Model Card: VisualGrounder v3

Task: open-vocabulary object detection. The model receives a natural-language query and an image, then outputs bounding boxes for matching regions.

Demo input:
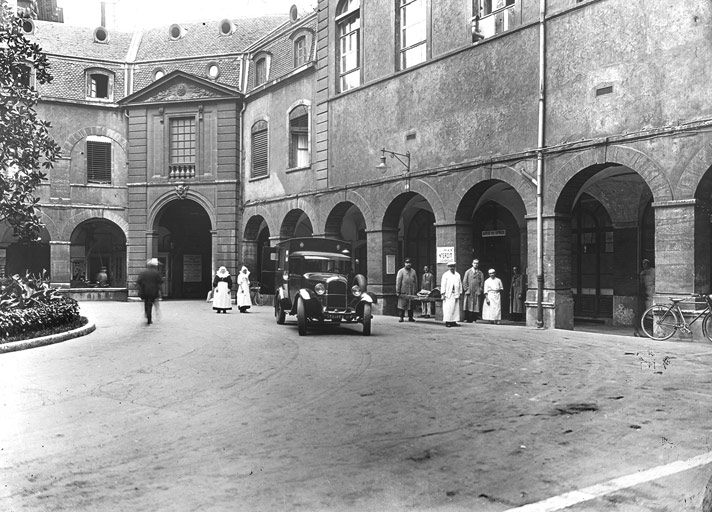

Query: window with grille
[251,120,269,178]
[336,0,360,92]
[289,105,309,168]
[398,0,427,70]
[87,138,112,184]
[294,36,308,67]
[170,117,196,164]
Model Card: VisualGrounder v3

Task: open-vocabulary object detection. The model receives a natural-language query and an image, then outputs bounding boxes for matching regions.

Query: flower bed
[0,272,82,344]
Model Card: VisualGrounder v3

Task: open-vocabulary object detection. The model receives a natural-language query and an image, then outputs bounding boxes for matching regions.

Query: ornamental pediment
[145,81,221,102]
[118,70,242,106]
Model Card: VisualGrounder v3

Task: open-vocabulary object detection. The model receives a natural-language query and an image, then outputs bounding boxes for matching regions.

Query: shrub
[0,271,80,340]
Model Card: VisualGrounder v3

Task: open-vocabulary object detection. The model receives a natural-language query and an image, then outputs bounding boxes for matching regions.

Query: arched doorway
[325,202,368,275]
[456,180,527,319]
[555,164,654,327]
[280,209,313,239]
[0,226,51,280]
[70,220,126,287]
[382,192,435,315]
[155,200,212,299]
[243,215,271,294]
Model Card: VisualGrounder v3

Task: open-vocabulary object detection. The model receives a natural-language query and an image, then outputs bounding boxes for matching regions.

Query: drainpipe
[536,0,546,328]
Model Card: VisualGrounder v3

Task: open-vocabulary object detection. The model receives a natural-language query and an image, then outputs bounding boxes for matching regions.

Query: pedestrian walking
[236,265,252,313]
[463,258,484,323]
[441,261,463,327]
[212,266,233,314]
[136,258,163,325]
[420,265,434,318]
[634,259,656,336]
[396,257,418,322]
[482,268,504,324]
[510,266,526,322]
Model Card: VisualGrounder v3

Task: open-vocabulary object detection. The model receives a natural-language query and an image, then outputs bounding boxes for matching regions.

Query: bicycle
[641,294,712,341]
[250,281,264,306]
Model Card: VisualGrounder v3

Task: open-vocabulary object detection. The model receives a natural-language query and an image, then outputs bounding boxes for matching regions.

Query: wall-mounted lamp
[376,147,411,173]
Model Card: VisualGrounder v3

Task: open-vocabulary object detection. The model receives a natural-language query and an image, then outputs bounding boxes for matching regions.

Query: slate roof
[134,16,290,62]
[28,20,135,61]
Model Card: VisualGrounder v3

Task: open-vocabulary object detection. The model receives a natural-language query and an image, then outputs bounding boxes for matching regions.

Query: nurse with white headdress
[212,266,233,313]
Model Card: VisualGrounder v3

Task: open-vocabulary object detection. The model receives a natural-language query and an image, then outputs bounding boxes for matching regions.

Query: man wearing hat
[441,261,463,327]
[396,257,418,322]
[136,258,163,325]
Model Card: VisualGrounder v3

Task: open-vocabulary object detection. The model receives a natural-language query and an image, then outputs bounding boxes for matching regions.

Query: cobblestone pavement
[2,300,712,511]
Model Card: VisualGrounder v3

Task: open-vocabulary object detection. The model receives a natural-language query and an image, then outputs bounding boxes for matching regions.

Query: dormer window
[93,26,109,43]
[85,68,114,101]
[21,18,34,34]
[294,36,308,67]
[219,19,235,36]
[169,24,185,40]
[255,59,266,86]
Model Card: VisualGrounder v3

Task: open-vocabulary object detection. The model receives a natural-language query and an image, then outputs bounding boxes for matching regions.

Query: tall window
[398,0,427,70]
[289,105,309,168]
[294,36,309,67]
[336,0,360,92]
[251,120,269,178]
[255,58,267,86]
[170,117,196,165]
[86,136,112,184]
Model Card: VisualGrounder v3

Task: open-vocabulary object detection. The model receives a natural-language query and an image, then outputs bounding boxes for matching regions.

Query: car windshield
[301,256,351,274]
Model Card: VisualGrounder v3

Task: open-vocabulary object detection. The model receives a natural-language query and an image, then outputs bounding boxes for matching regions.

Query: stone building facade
[4,0,712,334]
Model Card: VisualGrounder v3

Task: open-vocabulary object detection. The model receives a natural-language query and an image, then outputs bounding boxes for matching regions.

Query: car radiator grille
[324,281,347,309]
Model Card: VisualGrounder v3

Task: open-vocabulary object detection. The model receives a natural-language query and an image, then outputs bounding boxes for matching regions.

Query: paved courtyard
[2,300,712,511]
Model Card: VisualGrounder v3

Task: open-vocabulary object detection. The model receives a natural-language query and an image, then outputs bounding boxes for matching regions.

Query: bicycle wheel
[701,313,712,343]
[641,305,678,340]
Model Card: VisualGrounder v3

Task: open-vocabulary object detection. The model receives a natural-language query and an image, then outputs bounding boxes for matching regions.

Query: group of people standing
[211,265,253,314]
[396,258,527,328]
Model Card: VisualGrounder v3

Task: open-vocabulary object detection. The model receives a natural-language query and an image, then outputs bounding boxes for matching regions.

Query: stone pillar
[525,213,574,330]
[653,200,695,297]
[367,228,397,315]
[210,229,218,277]
[612,222,638,327]
[50,241,71,288]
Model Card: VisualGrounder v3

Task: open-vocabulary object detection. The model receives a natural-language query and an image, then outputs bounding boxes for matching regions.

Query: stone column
[367,228,397,315]
[50,241,71,288]
[653,200,696,296]
[526,213,574,330]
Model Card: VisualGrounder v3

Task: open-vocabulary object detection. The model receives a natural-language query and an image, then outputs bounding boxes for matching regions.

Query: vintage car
[272,238,375,336]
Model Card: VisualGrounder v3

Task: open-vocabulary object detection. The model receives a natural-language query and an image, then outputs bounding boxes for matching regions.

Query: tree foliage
[0,1,60,241]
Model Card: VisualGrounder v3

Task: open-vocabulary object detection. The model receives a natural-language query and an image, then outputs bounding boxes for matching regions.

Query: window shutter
[252,122,269,178]
[87,141,112,184]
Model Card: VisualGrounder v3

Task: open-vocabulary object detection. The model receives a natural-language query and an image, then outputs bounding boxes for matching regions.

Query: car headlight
[315,283,326,295]
[351,284,362,297]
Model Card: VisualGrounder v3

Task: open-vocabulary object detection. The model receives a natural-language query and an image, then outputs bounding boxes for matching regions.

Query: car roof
[290,251,351,260]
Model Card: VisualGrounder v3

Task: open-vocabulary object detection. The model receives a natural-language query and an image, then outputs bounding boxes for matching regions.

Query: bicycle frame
[642,294,712,341]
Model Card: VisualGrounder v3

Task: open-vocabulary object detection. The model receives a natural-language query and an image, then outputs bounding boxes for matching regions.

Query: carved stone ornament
[147,81,221,102]
[175,184,190,199]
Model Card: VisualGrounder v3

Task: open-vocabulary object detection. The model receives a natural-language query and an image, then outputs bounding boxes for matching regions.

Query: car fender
[361,292,376,304]
[298,288,317,301]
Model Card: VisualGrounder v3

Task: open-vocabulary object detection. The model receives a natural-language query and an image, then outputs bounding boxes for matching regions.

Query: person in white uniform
[482,268,504,324]
[441,261,463,328]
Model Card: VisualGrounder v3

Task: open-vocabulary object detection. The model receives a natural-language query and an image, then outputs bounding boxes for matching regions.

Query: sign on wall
[437,246,454,264]
[386,255,396,275]
[482,230,506,237]
[183,254,202,282]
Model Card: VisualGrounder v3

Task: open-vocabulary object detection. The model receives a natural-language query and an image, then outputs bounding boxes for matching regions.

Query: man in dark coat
[396,257,418,322]
[137,258,163,325]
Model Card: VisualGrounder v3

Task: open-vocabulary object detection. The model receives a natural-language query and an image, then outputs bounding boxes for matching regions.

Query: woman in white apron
[212,266,233,313]
[236,266,252,313]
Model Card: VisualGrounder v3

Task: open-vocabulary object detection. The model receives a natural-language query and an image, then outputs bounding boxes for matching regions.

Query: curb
[0,321,97,354]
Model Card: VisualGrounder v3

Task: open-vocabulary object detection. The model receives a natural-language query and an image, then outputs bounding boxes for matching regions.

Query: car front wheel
[362,303,372,336]
[275,297,286,324]
[297,297,307,336]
